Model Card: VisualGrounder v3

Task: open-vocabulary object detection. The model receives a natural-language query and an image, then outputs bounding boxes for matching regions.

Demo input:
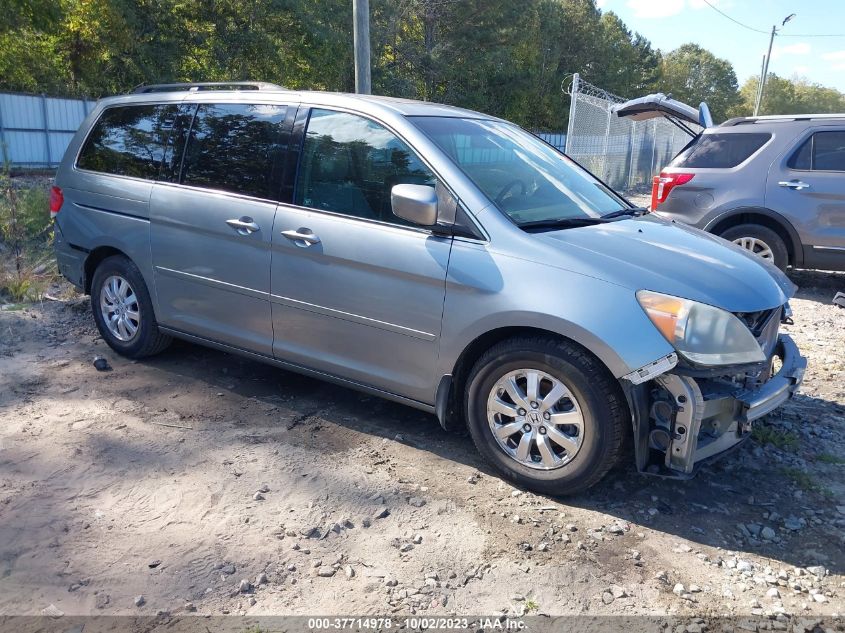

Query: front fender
[438,242,674,381]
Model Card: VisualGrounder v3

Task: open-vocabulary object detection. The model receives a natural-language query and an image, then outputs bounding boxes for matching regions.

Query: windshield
[410,116,628,226]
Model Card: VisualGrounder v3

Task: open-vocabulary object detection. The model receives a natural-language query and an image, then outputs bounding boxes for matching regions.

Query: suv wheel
[91,255,172,358]
[465,336,627,496]
[720,224,788,270]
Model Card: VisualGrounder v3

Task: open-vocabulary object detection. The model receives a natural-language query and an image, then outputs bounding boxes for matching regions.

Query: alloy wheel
[732,236,774,260]
[99,275,141,342]
[486,369,585,470]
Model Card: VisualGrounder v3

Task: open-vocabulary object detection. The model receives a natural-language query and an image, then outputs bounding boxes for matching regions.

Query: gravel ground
[0,268,843,629]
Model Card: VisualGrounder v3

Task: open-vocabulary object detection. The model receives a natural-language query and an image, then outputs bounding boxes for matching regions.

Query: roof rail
[721,113,845,126]
[132,81,285,94]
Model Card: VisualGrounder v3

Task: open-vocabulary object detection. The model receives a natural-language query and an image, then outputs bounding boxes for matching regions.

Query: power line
[699,0,769,34]
[780,32,845,38]
[700,0,845,38]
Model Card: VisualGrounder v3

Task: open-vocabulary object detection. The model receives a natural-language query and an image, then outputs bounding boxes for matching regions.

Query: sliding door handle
[778,180,811,191]
[226,217,260,235]
[281,228,321,246]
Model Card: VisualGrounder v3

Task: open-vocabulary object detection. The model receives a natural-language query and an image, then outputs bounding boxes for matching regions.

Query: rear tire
[720,224,789,270]
[90,255,171,358]
[464,336,628,496]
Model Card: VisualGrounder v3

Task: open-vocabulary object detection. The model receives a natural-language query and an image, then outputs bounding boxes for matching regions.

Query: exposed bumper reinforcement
[737,335,806,423]
[632,334,805,479]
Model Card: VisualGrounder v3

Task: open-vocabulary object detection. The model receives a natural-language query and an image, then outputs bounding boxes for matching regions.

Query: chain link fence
[564,74,700,196]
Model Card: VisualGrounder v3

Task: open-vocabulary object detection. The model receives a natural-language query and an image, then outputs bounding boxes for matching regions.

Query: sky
[598,0,845,92]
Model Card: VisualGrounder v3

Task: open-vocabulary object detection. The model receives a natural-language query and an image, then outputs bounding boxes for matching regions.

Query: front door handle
[226,217,260,235]
[281,228,321,246]
[778,180,811,190]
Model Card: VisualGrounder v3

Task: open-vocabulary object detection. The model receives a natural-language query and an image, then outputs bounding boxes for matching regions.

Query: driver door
[269,108,453,403]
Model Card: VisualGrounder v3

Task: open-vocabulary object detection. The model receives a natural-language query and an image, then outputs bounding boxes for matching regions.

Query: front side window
[76,104,177,179]
[789,131,845,171]
[410,116,626,226]
[295,109,434,224]
[180,103,288,199]
[669,132,771,169]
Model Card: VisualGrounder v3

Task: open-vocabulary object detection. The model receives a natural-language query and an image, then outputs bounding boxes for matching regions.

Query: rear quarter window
[669,132,771,169]
[76,104,177,179]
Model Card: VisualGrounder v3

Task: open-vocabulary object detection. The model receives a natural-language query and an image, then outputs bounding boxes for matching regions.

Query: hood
[534,215,794,313]
[612,93,713,129]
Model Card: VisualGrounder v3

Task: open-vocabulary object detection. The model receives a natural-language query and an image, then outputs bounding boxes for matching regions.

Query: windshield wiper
[518,217,612,232]
[603,206,649,219]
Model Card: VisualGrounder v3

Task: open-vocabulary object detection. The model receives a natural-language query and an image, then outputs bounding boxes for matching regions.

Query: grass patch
[752,424,800,451]
[781,467,833,497]
[524,598,539,613]
[816,453,845,465]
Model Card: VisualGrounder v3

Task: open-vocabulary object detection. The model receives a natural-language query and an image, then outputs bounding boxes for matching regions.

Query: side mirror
[391,184,438,227]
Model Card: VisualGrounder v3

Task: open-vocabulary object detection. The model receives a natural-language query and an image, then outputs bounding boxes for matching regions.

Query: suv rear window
[669,132,771,169]
[76,105,177,179]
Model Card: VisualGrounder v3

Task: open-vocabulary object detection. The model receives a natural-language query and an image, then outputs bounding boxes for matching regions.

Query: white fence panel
[0,92,96,168]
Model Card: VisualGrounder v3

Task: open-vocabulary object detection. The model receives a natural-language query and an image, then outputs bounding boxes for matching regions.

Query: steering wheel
[495,179,527,205]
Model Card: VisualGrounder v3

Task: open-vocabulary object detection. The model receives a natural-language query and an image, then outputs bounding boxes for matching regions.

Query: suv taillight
[650,172,694,209]
[49,186,63,218]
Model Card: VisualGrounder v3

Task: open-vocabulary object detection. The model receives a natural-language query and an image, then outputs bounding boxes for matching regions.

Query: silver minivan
[53,82,806,495]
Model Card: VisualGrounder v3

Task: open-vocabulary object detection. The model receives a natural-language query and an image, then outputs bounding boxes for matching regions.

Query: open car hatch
[613,93,712,135]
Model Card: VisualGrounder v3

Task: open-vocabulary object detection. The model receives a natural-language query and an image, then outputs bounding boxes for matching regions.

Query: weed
[1,274,31,302]
[752,424,800,451]
[0,159,55,303]
[524,598,539,613]
[0,262,53,303]
[780,467,832,497]
[816,453,845,465]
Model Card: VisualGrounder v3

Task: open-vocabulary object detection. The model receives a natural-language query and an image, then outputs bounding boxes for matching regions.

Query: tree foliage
[2,0,842,130]
[737,74,845,117]
[658,43,741,122]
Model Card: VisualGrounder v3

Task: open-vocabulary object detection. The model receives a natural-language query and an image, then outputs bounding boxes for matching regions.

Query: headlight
[636,290,766,366]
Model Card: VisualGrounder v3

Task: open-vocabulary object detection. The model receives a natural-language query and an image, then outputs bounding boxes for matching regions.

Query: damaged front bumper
[625,334,806,478]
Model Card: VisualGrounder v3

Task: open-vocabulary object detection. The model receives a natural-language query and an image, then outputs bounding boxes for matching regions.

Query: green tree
[659,43,741,123]
[737,73,845,116]
[595,12,661,97]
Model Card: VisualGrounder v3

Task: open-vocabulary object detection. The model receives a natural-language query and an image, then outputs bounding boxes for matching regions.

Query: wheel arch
[84,246,130,294]
[704,207,803,267]
[437,325,629,432]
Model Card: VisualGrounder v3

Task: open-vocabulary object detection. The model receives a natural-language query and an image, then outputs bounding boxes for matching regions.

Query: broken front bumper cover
[627,334,806,479]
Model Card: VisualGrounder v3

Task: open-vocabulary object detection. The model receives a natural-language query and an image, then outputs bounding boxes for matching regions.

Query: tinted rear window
[76,105,177,179]
[670,132,771,169]
[180,103,288,200]
[789,131,845,171]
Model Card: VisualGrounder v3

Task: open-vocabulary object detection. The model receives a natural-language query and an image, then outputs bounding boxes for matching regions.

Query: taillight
[49,186,63,218]
[650,172,694,209]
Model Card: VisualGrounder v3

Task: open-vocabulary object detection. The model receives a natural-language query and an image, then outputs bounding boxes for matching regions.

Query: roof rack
[722,113,845,126]
[132,81,285,94]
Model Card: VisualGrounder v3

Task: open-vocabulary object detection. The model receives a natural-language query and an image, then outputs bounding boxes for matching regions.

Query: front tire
[720,224,789,270]
[464,336,628,496]
[90,255,171,358]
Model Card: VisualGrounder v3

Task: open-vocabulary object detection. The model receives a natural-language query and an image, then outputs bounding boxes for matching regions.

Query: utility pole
[353,0,371,94]
[753,54,766,115]
[754,13,796,116]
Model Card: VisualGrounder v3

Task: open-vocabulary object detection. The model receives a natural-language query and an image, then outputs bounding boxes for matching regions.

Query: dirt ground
[1,268,844,627]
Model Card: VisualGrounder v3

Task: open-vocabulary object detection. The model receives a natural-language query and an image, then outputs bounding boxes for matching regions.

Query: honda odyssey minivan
[53,82,806,495]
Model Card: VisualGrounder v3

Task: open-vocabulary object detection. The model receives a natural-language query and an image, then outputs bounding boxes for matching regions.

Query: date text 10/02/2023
[306,617,527,631]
